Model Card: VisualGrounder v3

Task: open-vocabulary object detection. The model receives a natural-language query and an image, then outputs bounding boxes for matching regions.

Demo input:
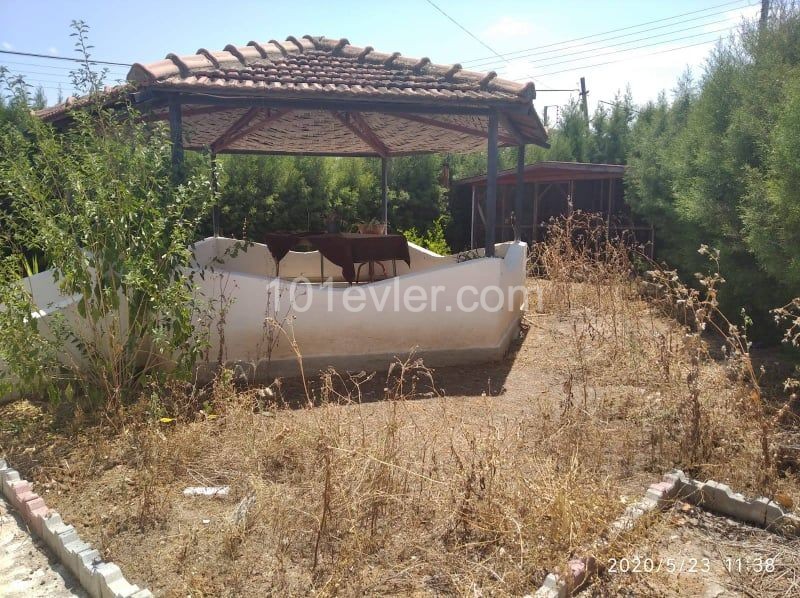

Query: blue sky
[1,0,760,115]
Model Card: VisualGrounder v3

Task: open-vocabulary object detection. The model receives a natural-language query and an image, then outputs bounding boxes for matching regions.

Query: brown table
[265,232,410,283]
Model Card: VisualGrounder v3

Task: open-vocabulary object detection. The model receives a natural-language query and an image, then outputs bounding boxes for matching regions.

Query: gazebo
[34,35,550,377]
[41,35,548,255]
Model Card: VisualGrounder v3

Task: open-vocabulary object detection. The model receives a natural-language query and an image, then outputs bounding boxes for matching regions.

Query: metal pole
[485,110,498,257]
[470,184,476,249]
[210,151,220,237]
[168,94,184,185]
[381,157,389,233]
[514,144,525,242]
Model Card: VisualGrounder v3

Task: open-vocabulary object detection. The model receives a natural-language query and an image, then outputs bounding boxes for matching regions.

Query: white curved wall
[3,237,528,387]
[193,237,527,380]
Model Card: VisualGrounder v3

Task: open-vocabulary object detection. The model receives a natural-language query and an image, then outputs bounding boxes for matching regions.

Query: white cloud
[483,16,533,40]
[48,46,59,55]
[1,41,12,50]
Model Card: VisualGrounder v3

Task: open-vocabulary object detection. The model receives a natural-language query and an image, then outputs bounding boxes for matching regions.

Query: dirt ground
[1,279,799,596]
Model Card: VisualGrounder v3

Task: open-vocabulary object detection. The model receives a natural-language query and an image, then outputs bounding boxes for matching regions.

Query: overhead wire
[462,0,752,65]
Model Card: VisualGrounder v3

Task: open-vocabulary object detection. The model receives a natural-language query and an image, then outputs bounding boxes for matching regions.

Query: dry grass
[1,213,799,596]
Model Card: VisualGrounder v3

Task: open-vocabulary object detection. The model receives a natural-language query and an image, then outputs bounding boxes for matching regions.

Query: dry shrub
[531,211,792,495]
[108,361,627,596]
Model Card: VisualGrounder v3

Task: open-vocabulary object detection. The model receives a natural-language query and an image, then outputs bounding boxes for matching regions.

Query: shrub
[0,102,214,409]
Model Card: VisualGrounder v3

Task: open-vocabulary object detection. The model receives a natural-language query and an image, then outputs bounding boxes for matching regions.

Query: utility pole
[579,77,589,122]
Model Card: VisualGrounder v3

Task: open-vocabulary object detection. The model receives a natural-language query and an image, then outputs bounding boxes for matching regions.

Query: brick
[566,556,598,593]
[7,480,32,509]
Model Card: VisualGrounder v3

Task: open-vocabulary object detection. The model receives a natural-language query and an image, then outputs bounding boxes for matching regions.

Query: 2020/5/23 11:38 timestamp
[608,556,778,574]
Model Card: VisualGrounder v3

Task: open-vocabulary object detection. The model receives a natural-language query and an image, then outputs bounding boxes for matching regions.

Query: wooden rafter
[211,108,290,152]
[330,111,390,157]
[499,113,525,145]
[392,113,518,145]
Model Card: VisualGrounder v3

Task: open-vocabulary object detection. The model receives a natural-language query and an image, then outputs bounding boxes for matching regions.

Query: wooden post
[210,151,220,237]
[607,177,615,236]
[168,94,185,185]
[381,157,389,232]
[485,111,498,257]
[514,144,525,242]
[532,182,540,242]
[470,184,476,249]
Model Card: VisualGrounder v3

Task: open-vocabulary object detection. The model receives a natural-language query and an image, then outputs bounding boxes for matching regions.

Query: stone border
[0,458,152,598]
[533,470,800,597]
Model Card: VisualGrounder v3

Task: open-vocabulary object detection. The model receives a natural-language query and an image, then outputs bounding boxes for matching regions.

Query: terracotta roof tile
[121,35,536,104]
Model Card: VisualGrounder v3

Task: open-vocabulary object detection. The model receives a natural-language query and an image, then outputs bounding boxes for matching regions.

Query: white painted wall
[2,237,528,387]
[193,237,527,379]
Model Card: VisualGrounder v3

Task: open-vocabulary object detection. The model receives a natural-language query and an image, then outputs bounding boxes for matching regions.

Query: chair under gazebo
[37,35,549,378]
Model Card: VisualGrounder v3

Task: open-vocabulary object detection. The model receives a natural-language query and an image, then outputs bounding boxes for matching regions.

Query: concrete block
[93,561,125,598]
[1,470,21,496]
[0,458,7,470]
[130,590,154,598]
[62,538,92,577]
[103,578,141,598]
[41,513,71,553]
[53,526,80,563]
[75,548,102,596]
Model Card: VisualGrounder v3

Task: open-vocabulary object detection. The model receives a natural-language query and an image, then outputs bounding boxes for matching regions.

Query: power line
[528,37,726,79]
[477,12,744,73]
[0,49,132,67]
[0,59,128,74]
[462,0,751,65]
[422,0,557,89]
[509,25,734,73]
[0,65,125,80]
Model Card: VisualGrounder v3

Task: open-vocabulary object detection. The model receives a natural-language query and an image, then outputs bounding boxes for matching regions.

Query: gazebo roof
[38,35,548,156]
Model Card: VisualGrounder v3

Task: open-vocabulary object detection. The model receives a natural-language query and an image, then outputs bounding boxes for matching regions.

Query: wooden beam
[391,112,518,145]
[210,108,290,152]
[485,110,498,257]
[143,105,236,123]
[221,109,290,150]
[168,95,184,184]
[500,113,525,145]
[331,111,390,157]
[211,107,286,152]
[146,91,519,116]
[351,112,391,158]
